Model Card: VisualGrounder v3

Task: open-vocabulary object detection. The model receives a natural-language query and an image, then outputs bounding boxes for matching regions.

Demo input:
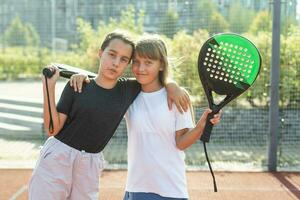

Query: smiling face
[131,37,169,92]
[99,38,133,81]
[132,53,163,88]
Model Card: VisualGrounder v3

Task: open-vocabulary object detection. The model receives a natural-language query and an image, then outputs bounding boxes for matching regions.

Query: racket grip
[42,68,78,79]
[42,68,55,78]
[200,112,215,142]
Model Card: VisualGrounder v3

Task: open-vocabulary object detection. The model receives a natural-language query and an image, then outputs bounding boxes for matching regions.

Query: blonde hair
[135,36,169,86]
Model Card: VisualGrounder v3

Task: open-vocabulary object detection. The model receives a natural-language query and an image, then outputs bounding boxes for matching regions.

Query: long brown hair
[135,36,169,86]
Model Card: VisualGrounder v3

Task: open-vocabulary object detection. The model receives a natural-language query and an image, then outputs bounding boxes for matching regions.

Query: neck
[95,74,118,89]
[141,80,163,93]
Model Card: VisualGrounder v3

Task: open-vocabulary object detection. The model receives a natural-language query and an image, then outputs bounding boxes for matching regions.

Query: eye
[132,60,139,66]
[121,58,129,63]
[145,61,152,65]
[109,52,116,57]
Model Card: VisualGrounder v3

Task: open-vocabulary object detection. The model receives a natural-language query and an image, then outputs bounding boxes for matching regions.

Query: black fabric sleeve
[56,81,75,115]
[125,78,141,101]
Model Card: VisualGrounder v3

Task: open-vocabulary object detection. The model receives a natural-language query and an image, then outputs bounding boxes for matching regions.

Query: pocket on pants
[40,137,58,157]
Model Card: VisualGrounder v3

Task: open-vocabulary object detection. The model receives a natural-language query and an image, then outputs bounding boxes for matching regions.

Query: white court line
[0,103,42,113]
[0,95,42,104]
[0,112,43,123]
[0,122,30,131]
[188,187,300,191]
[9,185,28,200]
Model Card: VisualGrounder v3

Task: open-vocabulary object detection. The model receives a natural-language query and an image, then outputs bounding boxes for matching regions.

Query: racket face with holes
[198,33,261,109]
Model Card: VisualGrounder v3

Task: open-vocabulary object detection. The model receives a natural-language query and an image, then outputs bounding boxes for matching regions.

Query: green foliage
[280,25,300,108]
[159,9,179,38]
[248,11,272,34]
[241,32,272,107]
[189,0,228,35]
[73,5,144,72]
[76,18,96,53]
[0,47,47,79]
[190,0,217,33]
[24,23,40,47]
[171,29,209,103]
[1,6,299,109]
[3,16,40,47]
[227,0,255,33]
[208,11,229,35]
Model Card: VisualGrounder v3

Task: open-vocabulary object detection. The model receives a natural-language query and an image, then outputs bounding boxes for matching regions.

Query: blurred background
[0,0,299,171]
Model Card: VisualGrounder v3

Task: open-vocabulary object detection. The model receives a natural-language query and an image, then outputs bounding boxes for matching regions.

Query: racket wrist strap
[45,76,54,134]
[203,141,218,192]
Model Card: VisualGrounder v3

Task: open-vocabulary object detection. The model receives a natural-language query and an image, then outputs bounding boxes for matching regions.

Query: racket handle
[42,68,55,78]
[200,112,215,142]
[42,68,80,79]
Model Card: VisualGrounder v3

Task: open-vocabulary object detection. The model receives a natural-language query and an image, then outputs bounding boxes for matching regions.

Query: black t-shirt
[55,78,141,153]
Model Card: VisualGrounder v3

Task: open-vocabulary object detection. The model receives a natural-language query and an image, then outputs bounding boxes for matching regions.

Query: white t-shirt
[125,87,194,198]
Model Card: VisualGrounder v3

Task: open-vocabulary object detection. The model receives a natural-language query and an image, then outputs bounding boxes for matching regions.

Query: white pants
[28,137,105,200]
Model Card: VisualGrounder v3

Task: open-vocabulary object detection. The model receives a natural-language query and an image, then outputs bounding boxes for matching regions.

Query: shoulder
[118,77,138,84]
[62,81,74,92]
[118,77,141,89]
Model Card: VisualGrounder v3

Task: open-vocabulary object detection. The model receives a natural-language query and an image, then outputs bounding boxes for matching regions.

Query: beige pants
[28,137,105,200]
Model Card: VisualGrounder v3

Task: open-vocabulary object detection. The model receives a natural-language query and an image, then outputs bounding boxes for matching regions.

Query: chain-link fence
[0,0,299,171]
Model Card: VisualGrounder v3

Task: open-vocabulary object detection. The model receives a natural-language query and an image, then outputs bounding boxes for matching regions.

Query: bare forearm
[176,126,203,150]
[43,83,61,136]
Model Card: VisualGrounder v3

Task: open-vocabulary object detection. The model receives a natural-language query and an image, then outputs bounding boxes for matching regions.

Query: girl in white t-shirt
[124,36,221,200]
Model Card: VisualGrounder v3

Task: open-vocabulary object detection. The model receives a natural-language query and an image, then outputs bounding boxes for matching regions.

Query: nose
[138,64,146,72]
[112,58,121,68]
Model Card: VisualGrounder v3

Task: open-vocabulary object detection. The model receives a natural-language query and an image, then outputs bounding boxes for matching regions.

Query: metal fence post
[268,0,281,171]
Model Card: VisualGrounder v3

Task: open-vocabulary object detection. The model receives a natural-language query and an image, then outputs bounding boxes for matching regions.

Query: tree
[189,0,218,33]
[24,23,40,47]
[280,25,300,108]
[159,9,179,38]
[3,16,40,47]
[188,0,228,35]
[248,11,272,34]
[4,17,27,46]
[171,29,210,104]
[227,0,255,33]
[75,5,144,72]
[208,11,229,34]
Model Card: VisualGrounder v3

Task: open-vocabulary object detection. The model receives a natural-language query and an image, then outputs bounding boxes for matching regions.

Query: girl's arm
[42,66,68,136]
[175,109,221,150]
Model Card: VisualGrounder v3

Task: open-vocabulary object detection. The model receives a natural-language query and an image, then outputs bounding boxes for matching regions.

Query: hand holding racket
[197,33,261,192]
[42,65,60,84]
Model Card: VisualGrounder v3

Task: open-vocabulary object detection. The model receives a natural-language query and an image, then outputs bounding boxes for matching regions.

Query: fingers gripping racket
[42,63,97,134]
[198,33,261,192]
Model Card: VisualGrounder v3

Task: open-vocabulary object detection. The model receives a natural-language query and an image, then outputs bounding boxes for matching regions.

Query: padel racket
[197,33,261,191]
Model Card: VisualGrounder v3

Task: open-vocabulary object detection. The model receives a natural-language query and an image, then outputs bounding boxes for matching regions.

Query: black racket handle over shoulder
[42,68,78,79]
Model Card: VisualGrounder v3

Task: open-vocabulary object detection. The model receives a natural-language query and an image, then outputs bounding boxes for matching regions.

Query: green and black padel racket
[197,33,261,192]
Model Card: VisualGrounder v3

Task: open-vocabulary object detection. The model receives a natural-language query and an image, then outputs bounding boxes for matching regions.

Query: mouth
[107,69,117,73]
[137,73,147,76]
